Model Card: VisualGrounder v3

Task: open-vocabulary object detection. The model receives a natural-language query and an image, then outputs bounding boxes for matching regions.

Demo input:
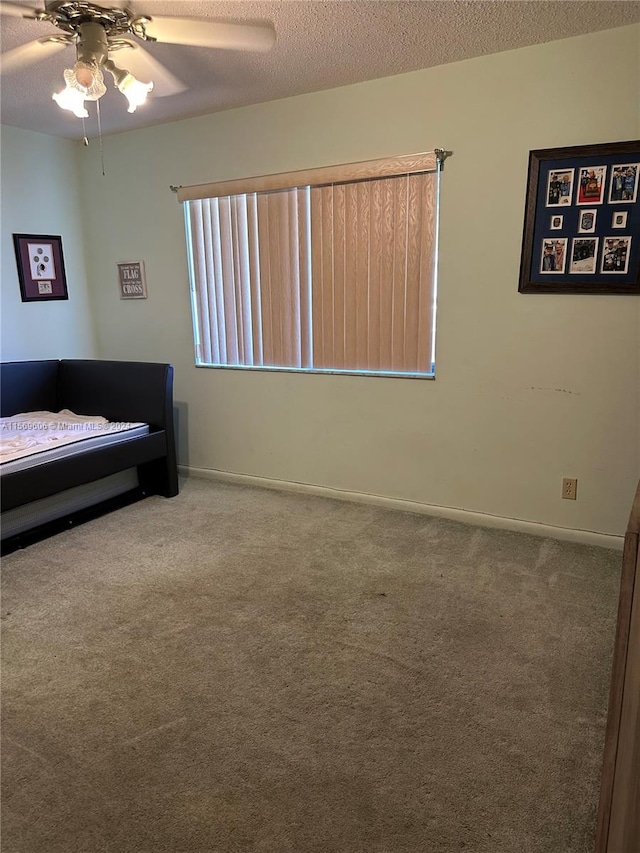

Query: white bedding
[0,410,149,474]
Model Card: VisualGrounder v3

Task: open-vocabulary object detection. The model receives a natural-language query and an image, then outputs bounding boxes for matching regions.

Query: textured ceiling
[1,0,639,139]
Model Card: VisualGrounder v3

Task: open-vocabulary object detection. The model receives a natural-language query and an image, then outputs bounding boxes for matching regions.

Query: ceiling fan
[0,1,276,118]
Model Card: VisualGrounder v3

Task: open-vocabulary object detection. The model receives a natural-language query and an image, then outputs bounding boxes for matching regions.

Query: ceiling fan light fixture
[52,83,88,118]
[119,74,153,113]
[2,1,277,126]
[64,61,107,101]
[104,59,153,113]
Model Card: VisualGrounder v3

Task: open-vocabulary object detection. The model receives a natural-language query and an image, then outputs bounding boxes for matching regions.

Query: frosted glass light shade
[118,74,153,112]
[65,62,106,101]
[52,84,89,118]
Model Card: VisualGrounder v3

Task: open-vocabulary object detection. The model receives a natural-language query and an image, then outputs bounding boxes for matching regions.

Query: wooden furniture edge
[594,479,640,852]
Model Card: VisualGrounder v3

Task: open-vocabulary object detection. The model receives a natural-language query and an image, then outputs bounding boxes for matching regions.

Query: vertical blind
[183,152,440,376]
[188,189,312,368]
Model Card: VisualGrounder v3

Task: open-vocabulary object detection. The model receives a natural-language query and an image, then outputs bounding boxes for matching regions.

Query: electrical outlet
[562,477,578,500]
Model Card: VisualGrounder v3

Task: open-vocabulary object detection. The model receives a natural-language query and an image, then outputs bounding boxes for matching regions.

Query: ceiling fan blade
[118,41,186,97]
[0,2,42,17]
[143,17,276,52]
[0,37,67,73]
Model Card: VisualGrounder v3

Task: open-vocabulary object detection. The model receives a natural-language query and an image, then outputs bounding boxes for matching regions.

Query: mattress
[0,409,149,475]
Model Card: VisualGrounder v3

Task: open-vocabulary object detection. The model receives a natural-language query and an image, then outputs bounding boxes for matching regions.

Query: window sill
[194,363,435,380]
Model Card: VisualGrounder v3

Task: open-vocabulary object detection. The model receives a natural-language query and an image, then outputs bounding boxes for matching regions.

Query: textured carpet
[1,477,621,853]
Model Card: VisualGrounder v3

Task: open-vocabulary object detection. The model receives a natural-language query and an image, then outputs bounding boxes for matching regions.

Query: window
[181,152,441,377]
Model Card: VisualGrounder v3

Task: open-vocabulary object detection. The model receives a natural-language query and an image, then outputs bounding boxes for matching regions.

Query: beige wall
[1,125,96,361]
[78,24,640,536]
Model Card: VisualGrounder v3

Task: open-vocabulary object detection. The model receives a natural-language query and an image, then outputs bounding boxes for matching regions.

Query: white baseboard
[179,466,624,551]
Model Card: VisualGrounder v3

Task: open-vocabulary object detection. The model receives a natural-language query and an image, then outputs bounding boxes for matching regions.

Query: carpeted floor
[1,477,621,853]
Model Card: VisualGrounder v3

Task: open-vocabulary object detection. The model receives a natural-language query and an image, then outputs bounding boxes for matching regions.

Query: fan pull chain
[81,114,89,147]
[96,98,106,176]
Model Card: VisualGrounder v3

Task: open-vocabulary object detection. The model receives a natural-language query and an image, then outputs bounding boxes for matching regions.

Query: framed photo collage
[518,140,640,294]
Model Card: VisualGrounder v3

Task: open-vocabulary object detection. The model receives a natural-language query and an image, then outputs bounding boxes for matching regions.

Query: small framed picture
[550,214,564,230]
[13,233,69,302]
[612,211,628,229]
[540,238,567,274]
[577,165,607,205]
[546,169,574,207]
[570,237,599,274]
[608,163,639,204]
[601,237,632,274]
[577,209,597,233]
[117,261,147,299]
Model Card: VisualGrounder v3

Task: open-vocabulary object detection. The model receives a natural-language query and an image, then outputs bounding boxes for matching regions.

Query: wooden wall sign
[117,261,147,299]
